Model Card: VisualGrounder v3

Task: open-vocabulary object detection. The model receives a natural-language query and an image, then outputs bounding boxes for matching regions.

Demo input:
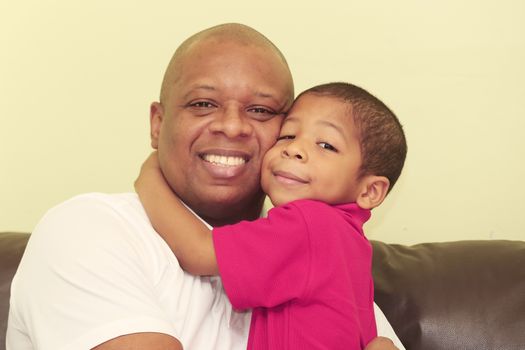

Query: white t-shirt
[7,193,405,350]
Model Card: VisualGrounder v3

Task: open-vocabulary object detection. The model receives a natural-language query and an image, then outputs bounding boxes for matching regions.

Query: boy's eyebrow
[317,120,346,138]
[282,116,299,124]
[283,117,346,137]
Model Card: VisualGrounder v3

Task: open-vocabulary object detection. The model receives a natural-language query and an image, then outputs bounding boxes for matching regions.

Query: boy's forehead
[293,93,351,111]
[285,94,354,124]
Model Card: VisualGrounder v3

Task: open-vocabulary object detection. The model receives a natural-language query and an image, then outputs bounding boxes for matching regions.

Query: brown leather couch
[1,231,524,350]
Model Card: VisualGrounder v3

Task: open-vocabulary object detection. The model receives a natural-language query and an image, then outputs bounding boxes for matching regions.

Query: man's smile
[201,154,247,167]
[198,151,252,179]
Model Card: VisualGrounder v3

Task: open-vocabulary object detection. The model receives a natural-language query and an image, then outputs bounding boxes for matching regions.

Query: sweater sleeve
[212,202,311,310]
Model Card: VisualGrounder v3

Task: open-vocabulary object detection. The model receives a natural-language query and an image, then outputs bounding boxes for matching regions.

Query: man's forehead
[161,27,294,106]
[171,40,279,85]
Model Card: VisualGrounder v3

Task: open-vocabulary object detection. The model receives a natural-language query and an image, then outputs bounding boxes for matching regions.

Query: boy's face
[261,93,365,207]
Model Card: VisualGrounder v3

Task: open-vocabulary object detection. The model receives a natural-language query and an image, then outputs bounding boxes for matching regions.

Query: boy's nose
[281,142,307,161]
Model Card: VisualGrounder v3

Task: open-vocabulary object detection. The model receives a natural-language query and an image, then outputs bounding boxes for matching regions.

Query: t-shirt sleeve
[212,203,311,310]
[8,195,178,350]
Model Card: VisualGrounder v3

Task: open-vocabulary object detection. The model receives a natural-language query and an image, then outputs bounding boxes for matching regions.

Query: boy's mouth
[273,170,309,184]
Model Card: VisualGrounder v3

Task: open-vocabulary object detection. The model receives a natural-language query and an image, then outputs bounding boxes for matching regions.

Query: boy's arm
[135,152,219,276]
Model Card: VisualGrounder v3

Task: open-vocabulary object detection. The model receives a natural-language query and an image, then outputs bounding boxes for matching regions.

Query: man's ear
[150,102,164,149]
[355,175,390,210]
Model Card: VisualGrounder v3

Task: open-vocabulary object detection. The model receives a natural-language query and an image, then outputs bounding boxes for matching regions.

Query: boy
[135,82,407,349]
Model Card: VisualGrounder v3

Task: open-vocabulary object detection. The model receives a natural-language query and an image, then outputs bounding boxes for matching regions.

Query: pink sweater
[213,199,377,350]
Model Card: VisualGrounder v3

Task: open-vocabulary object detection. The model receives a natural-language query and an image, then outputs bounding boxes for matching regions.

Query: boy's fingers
[364,337,399,350]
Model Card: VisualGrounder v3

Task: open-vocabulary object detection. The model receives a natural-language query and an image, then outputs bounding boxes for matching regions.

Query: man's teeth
[203,154,246,167]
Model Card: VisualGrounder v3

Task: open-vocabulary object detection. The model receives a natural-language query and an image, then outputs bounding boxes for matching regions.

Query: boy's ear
[150,102,164,149]
[355,175,390,210]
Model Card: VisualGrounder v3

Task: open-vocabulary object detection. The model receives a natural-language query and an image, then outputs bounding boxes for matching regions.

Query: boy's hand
[364,337,399,350]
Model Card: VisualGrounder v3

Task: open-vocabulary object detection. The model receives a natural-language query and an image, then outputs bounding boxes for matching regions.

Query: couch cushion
[371,239,525,350]
[0,232,30,350]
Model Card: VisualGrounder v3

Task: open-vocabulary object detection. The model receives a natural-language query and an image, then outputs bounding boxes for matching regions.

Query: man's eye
[247,106,279,121]
[276,135,294,141]
[189,101,216,108]
[249,107,276,114]
[318,142,338,152]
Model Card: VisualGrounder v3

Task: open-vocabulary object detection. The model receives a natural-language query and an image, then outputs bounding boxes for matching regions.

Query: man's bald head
[159,23,293,104]
[150,23,295,225]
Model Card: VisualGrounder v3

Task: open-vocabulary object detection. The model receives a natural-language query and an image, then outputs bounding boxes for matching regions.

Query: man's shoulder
[31,192,149,245]
[44,192,142,221]
[53,192,139,210]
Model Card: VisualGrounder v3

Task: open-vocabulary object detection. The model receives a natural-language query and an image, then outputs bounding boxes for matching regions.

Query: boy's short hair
[297,82,407,192]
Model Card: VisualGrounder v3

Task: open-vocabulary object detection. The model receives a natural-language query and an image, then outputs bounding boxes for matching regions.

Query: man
[7,23,402,349]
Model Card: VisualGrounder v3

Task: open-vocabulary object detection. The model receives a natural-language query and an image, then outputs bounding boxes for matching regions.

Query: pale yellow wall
[1,0,524,244]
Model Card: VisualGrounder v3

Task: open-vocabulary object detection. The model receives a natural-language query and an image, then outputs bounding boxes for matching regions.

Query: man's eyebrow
[183,85,216,99]
[183,86,281,102]
[254,90,289,110]
[254,91,275,99]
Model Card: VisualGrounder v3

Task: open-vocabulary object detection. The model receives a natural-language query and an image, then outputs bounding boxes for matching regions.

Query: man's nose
[208,106,253,138]
[281,140,308,162]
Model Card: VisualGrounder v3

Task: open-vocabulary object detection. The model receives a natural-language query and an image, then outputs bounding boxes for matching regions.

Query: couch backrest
[0,232,30,350]
[1,233,524,350]
[371,239,525,350]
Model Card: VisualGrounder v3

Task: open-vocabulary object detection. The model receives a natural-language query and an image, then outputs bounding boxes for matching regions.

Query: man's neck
[196,198,265,227]
[200,206,263,227]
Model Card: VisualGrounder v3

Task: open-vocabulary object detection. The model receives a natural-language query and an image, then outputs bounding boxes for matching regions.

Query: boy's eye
[276,135,295,141]
[318,142,338,152]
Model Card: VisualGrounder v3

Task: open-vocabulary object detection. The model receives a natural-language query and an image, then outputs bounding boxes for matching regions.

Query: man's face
[150,39,293,224]
[261,94,364,207]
